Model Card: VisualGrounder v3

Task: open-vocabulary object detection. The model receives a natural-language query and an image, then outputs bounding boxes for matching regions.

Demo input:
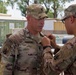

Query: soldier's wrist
[43,45,52,50]
[43,46,52,56]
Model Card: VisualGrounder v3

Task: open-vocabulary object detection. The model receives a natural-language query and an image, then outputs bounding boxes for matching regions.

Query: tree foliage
[6,0,74,18]
[37,0,74,18]
[5,0,18,9]
[0,1,7,13]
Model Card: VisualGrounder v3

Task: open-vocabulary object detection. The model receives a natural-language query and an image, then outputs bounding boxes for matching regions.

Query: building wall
[0,20,25,45]
[54,21,66,31]
[0,16,66,45]
[43,18,56,30]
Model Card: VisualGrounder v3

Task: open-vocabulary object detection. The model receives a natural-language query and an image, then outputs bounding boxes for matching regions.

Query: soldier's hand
[47,34,58,49]
[41,36,51,46]
[42,36,52,62]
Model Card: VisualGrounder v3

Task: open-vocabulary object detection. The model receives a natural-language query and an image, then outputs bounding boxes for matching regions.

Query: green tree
[36,0,74,18]
[0,1,7,13]
[5,0,18,9]
[47,10,53,18]
[6,0,74,18]
[6,0,30,16]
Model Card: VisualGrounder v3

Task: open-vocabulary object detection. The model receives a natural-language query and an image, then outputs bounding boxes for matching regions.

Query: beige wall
[54,21,66,31]
[42,21,67,35]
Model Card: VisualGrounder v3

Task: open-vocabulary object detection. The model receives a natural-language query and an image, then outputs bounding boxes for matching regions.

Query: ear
[70,16,75,24]
[26,15,30,20]
[27,15,33,22]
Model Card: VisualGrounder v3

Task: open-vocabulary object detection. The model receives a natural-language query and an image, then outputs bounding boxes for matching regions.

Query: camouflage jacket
[43,36,76,75]
[1,28,46,75]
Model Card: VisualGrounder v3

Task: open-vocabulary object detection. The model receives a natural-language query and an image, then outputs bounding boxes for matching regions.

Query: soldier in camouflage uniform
[1,4,59,75]
[41,4,76,75]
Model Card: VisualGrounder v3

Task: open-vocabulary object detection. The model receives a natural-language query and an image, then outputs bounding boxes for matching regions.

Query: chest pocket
[16,38,39,70]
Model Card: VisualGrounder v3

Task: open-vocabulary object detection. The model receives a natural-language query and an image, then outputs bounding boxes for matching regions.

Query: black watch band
[43,46,52,50]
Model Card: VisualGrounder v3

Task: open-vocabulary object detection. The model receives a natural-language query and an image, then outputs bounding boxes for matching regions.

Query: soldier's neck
[26,26,39,36]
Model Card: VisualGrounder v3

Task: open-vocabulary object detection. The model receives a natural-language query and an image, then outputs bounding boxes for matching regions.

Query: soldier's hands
[41,36,51,46]
[47,34,58,48]
[41,36,52,61]
[41,36,55,73]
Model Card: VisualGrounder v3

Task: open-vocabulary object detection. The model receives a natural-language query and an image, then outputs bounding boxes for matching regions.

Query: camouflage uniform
[1,28,44,75]
[53,37,76,75]
[1,28,59,75]
[43,4,76,75]
[1,4,59,75]
[43,37,76,75]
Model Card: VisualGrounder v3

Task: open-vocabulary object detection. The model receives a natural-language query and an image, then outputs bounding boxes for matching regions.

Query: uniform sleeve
[43,37,76,73]
[43,47,60,75]
[1,39,15,75]
[50,41,76,72]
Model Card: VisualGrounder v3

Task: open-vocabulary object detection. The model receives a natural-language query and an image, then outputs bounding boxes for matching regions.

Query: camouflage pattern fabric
[43,37,76,75]
[1,28,45,75]
[1,28,60,75]
[61,4,76,21]
[26,4,48,19]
